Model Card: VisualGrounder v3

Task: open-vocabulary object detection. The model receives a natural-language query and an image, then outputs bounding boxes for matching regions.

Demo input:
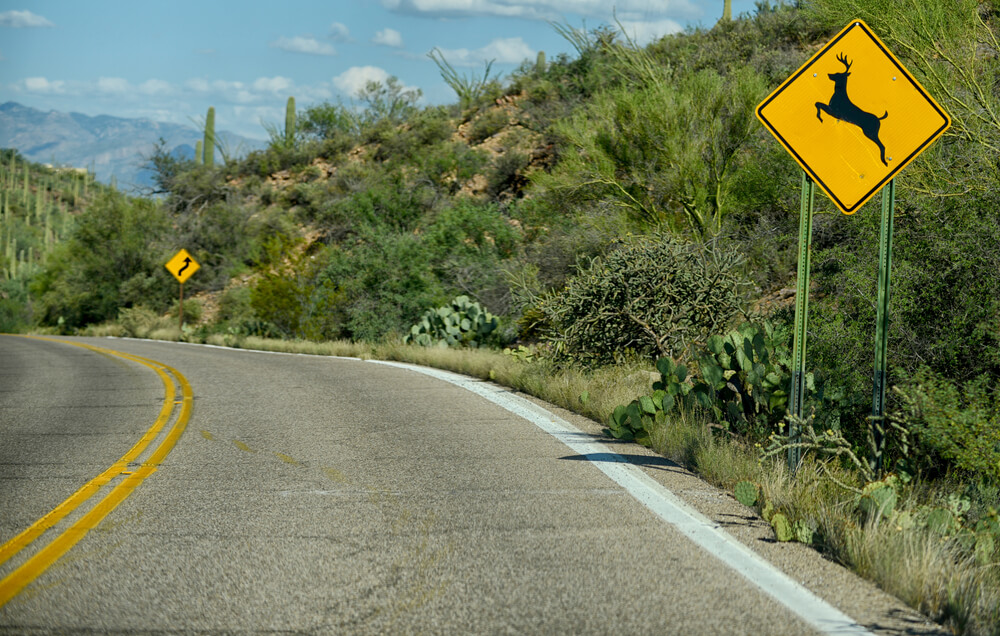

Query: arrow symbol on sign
[178,257,192,276]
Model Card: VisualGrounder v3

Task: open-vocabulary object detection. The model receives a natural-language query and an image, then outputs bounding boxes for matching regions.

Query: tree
[357,76,421,127]
[33,191,171,326]
[538,65,766,236]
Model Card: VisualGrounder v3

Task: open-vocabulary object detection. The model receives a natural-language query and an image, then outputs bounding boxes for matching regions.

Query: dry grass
[79,329,999,634]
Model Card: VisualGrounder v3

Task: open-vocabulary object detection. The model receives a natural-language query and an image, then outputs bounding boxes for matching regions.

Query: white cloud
[21,77,65,93]
[329,22,351,41]
[96,77,130,94]
[0,10,54,28]
[333,66,392,96]
[432,36,534,67]
[381,0,699,21]
[253,76,294,93]
[139,79,173,95]
[185,78,211,93]
[617,19,684,44]
[271,36,337,56]
[373,28,403,48]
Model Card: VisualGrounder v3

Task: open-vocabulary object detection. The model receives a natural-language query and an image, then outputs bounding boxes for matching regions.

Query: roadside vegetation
[2,1,998,633]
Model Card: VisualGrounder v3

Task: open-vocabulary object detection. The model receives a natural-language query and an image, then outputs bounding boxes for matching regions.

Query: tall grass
[81,328,999,634]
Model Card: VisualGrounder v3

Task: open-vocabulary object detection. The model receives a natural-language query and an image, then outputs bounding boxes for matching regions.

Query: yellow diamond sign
[756,19,949,214]
[165,249,199,284]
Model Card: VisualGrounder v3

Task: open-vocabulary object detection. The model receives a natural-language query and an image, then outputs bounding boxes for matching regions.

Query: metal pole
[870,179,895,475]
[788,171,815,473]
[179,282,184,331]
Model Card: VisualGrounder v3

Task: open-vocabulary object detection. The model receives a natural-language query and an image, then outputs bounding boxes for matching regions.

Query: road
[0,335,943,634]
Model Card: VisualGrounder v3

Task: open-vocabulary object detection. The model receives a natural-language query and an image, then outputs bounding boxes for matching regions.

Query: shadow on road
[557,452,685,473]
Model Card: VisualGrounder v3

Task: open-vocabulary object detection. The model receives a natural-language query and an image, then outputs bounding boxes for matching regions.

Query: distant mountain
[0,102,266,190]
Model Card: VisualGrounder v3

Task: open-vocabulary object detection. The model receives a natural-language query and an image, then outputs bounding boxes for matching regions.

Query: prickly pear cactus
[857,477,898,522]
[734,481,759,508]
[691,322,795,432]
[771,513,793,542]
[404,295,500,348]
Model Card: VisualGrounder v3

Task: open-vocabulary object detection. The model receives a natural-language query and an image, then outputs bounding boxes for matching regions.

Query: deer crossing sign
[756,20,949,214]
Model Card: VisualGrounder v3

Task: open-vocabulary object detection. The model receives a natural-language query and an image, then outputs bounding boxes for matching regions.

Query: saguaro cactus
[195,140,203,166]
[203,106,216,166]
[285,96,296,147]
[723,0,731,21]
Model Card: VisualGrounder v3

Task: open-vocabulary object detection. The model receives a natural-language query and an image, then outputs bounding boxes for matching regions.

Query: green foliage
[607,395,662,447]
[892,369,1000,483]
[537,65,767,235]
[320,231,445,341]
[468,108,509,145]
[539,233,749,366]
[404,295,500,348]
[607,357,693,446]
[690,322,794,436]
[357,76,422,132]
[486,151,529,201]
[32,191,172,327]
[428,48,501,111]
[299,100,361,146]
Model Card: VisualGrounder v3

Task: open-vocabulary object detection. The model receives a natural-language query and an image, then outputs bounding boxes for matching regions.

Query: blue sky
[0,1,760,140]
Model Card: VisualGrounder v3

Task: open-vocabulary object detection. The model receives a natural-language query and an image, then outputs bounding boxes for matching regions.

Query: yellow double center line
[0,337,193,606]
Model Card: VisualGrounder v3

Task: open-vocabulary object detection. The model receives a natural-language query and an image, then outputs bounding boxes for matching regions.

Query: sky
[0,0,761,141]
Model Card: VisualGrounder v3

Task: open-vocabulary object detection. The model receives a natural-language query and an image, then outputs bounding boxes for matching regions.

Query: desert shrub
[173,201,265,290]
[487,152,530,201]
[320,232,445,341]
[375,106,453,162]
[538,233,750,365]
[893,369,1000,483]
[535,65,766,236]
[806,188,1000,451]
[322,170,437,234]
[118,305,169,338]
[468,108,510,145]
[250,271,307,338]
[32,192,171,328]
[218,286,255,326]
[420,200,522,313]
[413,142,488,194]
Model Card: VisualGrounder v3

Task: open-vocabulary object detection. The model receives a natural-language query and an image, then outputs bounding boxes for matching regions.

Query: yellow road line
[0,337,193,607]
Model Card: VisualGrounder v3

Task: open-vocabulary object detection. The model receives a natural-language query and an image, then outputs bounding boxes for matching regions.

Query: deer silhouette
[815,53,889,167]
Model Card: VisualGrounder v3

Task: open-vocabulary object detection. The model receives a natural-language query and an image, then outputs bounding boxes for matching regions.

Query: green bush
[894,369,1000,483]
[538,233,750,365]
[32,192,171,328]
[468,108,510,145]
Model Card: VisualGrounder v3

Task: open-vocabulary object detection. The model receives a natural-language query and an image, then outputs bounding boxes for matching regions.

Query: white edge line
[97,338,873,635]
[368,359,875,636]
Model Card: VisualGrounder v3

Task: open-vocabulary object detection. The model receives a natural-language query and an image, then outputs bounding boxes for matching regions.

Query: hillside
[2,3,1000,632]
[0,101,265,189]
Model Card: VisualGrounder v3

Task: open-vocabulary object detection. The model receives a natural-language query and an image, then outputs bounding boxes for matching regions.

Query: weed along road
[0,336,944,635]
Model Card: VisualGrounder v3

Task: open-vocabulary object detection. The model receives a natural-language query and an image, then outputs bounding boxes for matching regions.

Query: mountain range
[0,102,266,190]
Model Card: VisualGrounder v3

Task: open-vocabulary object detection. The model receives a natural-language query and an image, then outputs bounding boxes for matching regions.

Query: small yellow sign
[165,249,200,284]
[756,20,949,214]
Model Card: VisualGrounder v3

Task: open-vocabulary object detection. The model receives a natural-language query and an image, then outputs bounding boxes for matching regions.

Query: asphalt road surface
[0,335,945,634]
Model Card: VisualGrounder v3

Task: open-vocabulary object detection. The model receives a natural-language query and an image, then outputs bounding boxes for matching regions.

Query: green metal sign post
[757,19,949,477]
[869,179,896,474]
[788,172,815,472]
